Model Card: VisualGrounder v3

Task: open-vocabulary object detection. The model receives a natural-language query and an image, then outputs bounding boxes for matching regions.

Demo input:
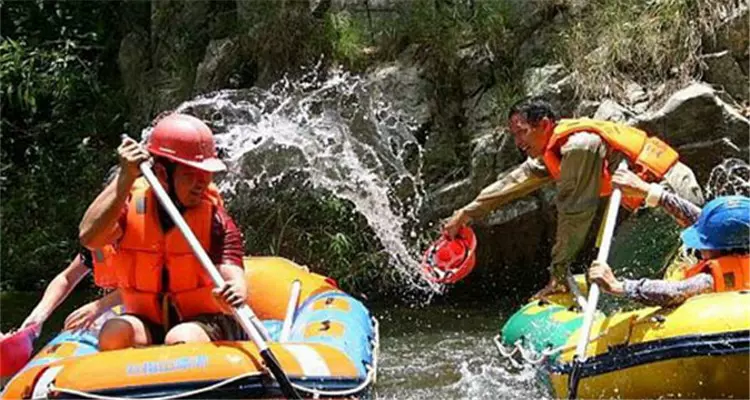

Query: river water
[4,63,747,398]
[2,291,550,399]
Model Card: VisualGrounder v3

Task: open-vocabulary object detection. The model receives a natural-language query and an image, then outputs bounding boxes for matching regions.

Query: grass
[557,0,740,100]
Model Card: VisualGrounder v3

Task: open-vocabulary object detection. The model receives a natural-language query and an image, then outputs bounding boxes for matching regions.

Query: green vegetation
[1,1,128,290]
[226,177,391,298]
[0,0,738,297]
[558,0,735,100]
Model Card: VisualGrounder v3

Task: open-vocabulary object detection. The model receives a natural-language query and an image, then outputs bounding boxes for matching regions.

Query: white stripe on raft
[283,344,331,377]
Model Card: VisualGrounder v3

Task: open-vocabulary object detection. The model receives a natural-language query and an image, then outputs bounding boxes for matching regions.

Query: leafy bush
[226,176,392,298]
[1,1,127,290]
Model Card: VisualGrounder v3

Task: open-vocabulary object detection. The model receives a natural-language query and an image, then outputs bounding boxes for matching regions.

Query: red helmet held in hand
[421,226,477,284]
[147,113,226,172]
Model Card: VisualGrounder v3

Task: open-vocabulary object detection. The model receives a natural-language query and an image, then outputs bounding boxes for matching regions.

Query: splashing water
[704,158,750,199]
[170,66,442,294]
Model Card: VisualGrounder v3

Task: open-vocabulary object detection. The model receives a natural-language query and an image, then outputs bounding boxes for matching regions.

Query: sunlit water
[1,292,551,398]
[162,65,443,295]
[5,56,748,398]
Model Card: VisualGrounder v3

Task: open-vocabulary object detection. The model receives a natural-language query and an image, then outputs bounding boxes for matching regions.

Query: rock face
[701,51,748,103]
[194,37,245,92]
[367,60,433,131]
[118,31,152,129]
[522,64,577,116]
[634,83,750,183]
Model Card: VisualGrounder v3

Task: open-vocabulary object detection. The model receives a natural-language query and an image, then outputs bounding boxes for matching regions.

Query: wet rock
[523,64,577,116]
[624,81,648,105]
[118,31,152,129]
[575,100,601,117]
[594,99,635,123]
[367,60,433,131]
[705,4,749,74]
[469,131,523,191]
[633,83,750,181]
[195,37,244,93]
[676,137,746,185]
[701,51,748,103]
[458,44,495,98]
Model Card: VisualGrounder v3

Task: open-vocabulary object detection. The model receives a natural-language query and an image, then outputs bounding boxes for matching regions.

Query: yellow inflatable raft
[2,257,379,399]
[498,278,749,399]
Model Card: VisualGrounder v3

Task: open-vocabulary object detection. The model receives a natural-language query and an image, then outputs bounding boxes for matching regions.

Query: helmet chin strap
[154,160,185,232]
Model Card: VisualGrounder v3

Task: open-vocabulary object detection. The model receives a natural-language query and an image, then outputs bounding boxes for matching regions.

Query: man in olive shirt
[443,98,704,298]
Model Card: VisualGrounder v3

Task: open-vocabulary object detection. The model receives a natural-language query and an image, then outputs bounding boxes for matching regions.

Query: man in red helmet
[79,113,247,349]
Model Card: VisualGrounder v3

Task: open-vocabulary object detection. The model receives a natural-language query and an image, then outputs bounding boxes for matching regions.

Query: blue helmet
[681,195,750,250]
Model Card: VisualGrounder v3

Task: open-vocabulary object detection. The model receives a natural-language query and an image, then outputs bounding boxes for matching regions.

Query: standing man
[443,97,704,298]
[79,113,247,350]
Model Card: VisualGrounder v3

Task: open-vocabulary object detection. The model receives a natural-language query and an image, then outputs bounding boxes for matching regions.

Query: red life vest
[106,181,230,325]
[542,119,679,210]
[684,255,750,293]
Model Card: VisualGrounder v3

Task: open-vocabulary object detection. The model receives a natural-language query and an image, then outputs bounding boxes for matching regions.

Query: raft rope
[493,321,621,368]
[48,317,380,400]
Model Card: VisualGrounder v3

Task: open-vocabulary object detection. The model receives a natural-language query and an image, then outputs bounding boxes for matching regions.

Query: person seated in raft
[442,97,705,298]
[20,249,121,333]
[21,168,126,334]
[79,113,248,350]
[589,170,749,307]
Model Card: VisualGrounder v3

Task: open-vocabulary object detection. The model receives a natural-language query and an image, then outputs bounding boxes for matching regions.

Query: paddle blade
[0,324,40,378]
[260,348,302,399]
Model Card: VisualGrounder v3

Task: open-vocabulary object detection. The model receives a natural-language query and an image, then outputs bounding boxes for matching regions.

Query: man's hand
[442,209,470,239]
[612,169,650,198]
[64,301,101,331]
[588,260,624,295]
[531,278,568,300]
[214,277,248,308]
[117,137,150,182]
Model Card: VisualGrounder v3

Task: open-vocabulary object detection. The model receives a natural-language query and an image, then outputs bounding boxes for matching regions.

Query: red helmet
[147,113,226,172]
[421,226,477,284]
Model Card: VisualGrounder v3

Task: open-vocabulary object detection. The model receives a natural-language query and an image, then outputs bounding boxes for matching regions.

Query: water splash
[704,158,750,199]
[171,66,442,294]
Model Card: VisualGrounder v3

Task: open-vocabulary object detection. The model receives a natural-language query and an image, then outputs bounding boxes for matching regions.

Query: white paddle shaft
[573,160,628,360]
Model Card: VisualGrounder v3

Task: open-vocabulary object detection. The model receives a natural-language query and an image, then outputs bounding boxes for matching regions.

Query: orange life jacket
[684,254,750,293]
[92,178,224,291]
[107,180,230,325]
[542,119,679,210]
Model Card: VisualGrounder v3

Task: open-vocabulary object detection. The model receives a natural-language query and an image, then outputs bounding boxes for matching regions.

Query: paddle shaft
[136,161,302,399]
[568,161,627,399]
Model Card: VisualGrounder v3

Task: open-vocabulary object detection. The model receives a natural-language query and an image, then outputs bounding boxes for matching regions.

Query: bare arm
[64,290,122,330]
[21,255,91,328]
[79,138,148,248]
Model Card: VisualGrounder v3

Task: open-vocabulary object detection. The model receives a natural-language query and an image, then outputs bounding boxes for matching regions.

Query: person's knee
[98,319,135,351]
[164,323,211,345]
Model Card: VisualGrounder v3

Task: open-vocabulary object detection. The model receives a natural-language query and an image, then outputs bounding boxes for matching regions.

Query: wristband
[645,183,664,208]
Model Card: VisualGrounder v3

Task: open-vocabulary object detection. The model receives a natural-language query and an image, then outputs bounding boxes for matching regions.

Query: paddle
[567,161,628,399]
[130,138,301,399]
